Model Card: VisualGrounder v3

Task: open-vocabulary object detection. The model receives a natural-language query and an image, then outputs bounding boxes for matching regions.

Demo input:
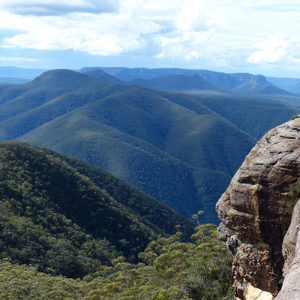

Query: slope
[197,96,299,139]
[231,74,296,96]
[43,147,196,239]
[0,141,196,278]
[281,81,300,95]
[85,69,123,84]
[16,82,256,221]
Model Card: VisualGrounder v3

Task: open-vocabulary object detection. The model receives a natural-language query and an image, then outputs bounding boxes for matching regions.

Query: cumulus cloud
[1,0,300,74]
[155,0,227,63]
[176,0,226,32]
[0,0,227,59]
[247,36,300,65]
[0,1,162,56]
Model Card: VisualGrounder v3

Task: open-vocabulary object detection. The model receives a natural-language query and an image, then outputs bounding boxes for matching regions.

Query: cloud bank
[0,0,300,74]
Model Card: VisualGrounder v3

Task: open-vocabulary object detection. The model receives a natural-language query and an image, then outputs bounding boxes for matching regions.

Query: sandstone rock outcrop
[216,117,300,299]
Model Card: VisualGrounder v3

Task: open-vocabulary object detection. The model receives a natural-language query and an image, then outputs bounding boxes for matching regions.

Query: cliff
[216,117,300,299]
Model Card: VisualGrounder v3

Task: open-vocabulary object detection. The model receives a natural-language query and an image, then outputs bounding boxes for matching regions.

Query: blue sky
[1,0,300,77]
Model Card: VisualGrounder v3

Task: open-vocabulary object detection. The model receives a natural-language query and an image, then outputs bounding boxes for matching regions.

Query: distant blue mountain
[82,67,297,98]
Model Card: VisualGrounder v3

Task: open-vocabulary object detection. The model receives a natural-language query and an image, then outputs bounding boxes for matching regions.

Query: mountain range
[0,68,298,223]
[1,65,300,97]
[82,67,299,100]
[0,66,300,299]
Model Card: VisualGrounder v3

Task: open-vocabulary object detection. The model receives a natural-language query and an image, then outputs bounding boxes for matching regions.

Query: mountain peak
[253,74,268,84]
[33,69,91,82]
[26,69,107,91]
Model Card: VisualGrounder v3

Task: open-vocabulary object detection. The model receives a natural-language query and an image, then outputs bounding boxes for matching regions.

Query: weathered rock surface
[281,199,300,276]
[216,117,300,299]
[274,199,300,300]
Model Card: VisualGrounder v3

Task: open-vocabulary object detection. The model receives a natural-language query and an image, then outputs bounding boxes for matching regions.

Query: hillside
[0,141,196,277]
[231,74,295,96]
[0,141,235,300]
[281,81,300,95]
[85,69,123,84]
[43,147,196,238]
[0,69,297,223]
[18,83,242,221]
[0,224,233,300]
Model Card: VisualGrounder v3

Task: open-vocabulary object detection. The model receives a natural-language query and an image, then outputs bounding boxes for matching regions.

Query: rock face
[216,117,300,299]
[275,199,300,300]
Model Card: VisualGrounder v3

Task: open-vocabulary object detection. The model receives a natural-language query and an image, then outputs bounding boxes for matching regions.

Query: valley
[0,66,300,299]
[0,67,299,222]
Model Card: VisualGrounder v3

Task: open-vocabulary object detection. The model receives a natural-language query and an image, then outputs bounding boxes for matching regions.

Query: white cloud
[0,3,163,56]
[185,51,202,60]
[154,0,228,63]
[247,36,300,65]
[1,0,300,75]
[177,0,209,31]
[0,12,35,31]
[176,0,226,32]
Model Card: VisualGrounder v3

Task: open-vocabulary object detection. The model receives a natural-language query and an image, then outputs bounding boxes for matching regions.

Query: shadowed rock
[274,199,300,300]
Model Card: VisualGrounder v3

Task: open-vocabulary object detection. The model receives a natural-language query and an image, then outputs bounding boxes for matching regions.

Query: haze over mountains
[0,67,299,223]
[0,66,46,81]
[82,67,300,100]
[128,74,224,94]
[2,65,300,98]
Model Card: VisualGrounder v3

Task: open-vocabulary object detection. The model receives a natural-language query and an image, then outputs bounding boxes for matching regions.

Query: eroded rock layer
[216,117,300,299]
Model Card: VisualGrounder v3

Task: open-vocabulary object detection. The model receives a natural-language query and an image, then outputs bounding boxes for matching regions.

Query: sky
[1,0,300,77]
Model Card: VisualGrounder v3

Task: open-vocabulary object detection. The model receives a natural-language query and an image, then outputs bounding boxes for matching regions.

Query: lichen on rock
[216,118,300,299]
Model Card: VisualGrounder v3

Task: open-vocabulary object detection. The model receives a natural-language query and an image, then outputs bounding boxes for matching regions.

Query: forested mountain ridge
[0,141,195,277]
[0,141,234,299]
[42,146,196,238]
[0,69,298,222]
